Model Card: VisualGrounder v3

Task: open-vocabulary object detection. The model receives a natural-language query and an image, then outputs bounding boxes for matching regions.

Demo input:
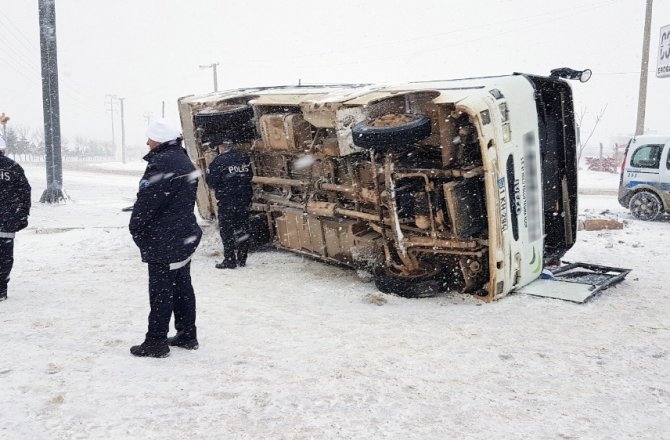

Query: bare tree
[73,136,88,159]
[30,128,45,161]
[11,124,31,161]
[61,137,71,159]
[4,128,18,159]
[576,104,608,165]
[12,124,30,140]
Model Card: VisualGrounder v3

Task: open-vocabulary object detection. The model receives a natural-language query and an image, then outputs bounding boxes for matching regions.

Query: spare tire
[194,105,256,142]
[352,113,432,151]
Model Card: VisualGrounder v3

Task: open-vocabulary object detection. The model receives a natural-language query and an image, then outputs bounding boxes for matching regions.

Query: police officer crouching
[205,134,253,269]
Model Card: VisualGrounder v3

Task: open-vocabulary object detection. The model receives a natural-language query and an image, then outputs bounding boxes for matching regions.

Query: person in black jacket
[205,135,253,269]
[0,136,31,301]
[129,119,202,358]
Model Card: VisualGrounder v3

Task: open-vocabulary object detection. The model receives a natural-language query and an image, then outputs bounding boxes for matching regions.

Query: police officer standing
[0,134,31,302]
[205,135,253,269]
[129,119,202,358]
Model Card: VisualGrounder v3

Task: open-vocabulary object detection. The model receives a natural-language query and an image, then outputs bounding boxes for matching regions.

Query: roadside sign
[658,24,670,78]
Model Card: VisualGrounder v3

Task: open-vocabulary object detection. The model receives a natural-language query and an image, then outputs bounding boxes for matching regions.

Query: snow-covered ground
[1,163,669,439]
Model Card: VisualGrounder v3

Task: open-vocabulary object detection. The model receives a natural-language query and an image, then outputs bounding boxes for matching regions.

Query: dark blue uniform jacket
[0,154,31,233]
[205,149,253,207]
[129,140,202,263]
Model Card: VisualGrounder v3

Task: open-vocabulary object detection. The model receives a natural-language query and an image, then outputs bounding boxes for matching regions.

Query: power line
[0,10,41,53]
[0,18,100,116]
[0,37,43,80]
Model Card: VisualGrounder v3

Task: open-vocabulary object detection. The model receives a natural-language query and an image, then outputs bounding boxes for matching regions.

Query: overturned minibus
[178,69,590,300]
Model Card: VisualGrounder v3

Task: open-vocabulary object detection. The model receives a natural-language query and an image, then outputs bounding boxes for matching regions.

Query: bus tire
[373,264,441,298]
[194,105,255,142]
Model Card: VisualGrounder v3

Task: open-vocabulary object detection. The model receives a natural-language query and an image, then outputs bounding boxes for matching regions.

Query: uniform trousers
[218,204,250,263]
[146,261,197,340]
[0,238,14,295]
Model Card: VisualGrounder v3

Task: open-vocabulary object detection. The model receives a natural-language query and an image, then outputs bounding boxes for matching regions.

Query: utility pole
[105,94,117,146]
[143,112,153,126]
[161,101,165,118]
[38,0,66,203]
[117,97,126,164]
[106,95,126,163]
[199,62,219,92]
[636,0,653,136]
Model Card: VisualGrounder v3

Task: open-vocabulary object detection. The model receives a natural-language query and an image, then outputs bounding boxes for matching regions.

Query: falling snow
[1,162,668,439]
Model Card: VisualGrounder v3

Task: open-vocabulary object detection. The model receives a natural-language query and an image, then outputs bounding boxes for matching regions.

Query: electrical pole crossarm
[199,62,219,92]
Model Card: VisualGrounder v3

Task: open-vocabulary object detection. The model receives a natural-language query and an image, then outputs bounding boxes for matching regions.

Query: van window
[630,144,663,169]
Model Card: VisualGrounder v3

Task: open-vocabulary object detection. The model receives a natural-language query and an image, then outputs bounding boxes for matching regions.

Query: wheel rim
[631,192,660,220]
[385,264,439,281]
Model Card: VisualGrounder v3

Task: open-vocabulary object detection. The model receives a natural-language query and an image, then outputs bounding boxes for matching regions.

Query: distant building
[610,134,632,163]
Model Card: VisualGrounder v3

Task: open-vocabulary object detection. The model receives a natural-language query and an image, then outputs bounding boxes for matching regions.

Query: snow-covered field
[1,163,669,439]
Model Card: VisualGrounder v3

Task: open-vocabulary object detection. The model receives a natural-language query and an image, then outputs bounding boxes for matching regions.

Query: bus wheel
[373,264,441,298]
[629,190,662,221]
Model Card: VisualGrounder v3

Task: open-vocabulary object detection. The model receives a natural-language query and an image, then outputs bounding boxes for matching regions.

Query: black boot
[215,259,236,269]
[0,290,6,302]
[216,249,237,269]
[130,337,170,358]
[236,250,247,267]
[236,230,249,267]
[167,331,199,350]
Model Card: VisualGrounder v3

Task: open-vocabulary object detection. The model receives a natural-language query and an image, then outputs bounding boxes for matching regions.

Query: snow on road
[1,164,669,439]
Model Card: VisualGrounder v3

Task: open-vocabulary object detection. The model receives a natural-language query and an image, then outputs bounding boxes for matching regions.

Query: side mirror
[550,67,592,83]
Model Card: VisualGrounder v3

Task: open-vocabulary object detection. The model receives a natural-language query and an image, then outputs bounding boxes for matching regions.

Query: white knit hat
[146,119,181,143]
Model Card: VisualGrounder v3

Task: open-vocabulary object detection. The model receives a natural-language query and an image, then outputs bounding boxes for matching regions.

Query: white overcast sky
[0,0,668,156]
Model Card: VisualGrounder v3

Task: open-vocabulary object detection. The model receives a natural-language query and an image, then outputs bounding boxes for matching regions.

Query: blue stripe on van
[625,181,670,191]
[625,180,654,189]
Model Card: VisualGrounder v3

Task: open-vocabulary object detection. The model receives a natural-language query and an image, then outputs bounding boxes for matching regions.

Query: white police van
[618,135,670,220]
